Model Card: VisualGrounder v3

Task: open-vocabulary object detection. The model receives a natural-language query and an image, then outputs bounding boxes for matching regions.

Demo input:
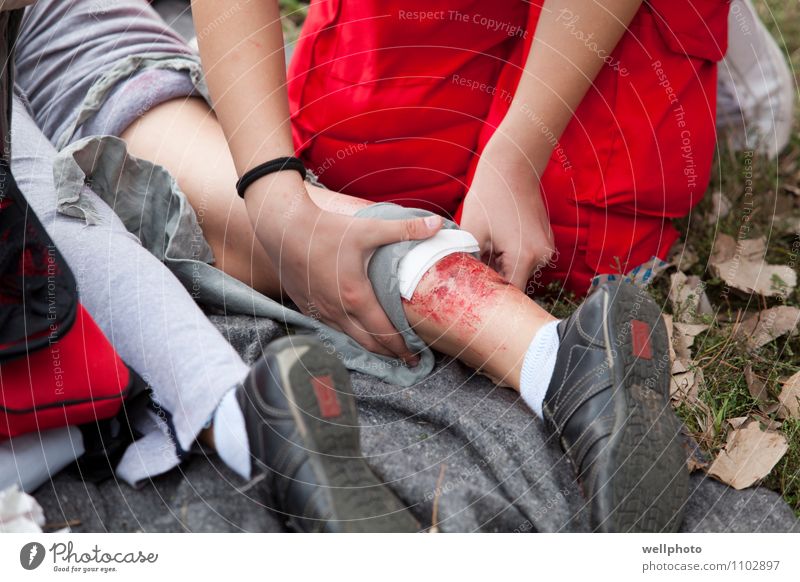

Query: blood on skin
[403,252,508,334]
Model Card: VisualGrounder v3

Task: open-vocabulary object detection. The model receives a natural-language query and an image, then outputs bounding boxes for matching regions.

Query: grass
[678,0,800,514]
[277,0,800,514]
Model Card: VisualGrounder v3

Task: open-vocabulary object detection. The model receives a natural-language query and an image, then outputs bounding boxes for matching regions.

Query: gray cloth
[0,427,84,494]
[357,203,463,380]
[15,0,198,150]
[31,314,800,533]
[203,318,800,533]
[10,97,250,487]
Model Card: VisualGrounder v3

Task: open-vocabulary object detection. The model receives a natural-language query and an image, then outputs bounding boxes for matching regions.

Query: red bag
[0,161,132,440]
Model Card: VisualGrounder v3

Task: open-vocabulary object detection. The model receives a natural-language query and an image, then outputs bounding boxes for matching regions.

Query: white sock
[519,320,561,418]
[212,388,252,480]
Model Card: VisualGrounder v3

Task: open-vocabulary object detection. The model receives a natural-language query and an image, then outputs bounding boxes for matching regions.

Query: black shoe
[238,335,419,532]
[542,281,688,532]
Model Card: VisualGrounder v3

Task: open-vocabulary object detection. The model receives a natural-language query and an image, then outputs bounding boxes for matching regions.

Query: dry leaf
[744,365,769,404]
[736,306,800,350]
[664,314,688,374]
[683,437,709,473]
[669,272,713,323]
[666,311,707,405]
[668,242,699,272]
[707,420,788,490]
[671,368,704,404]
[727,416,749,430]
[778,372,800,419]
[710,233,738,263]
[706,191,732,224]
[784,183,800,197]
[738,237,768,261]
[687,455,707,472]
[697,400,716,446]
[673,322,709,363]
[709,234,796,298]
[672,358,689,375]
[751,411,783,431]
[671,371,696,401]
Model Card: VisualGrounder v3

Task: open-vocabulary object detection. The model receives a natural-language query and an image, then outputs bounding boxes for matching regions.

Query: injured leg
[403,251,558,415]
[388,241,687,532]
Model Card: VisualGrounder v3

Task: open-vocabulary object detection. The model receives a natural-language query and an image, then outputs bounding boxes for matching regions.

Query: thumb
[369,214,443,246]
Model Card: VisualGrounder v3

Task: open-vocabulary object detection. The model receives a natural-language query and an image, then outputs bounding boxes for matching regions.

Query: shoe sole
[261,336,420,533]
[590,282,688,532]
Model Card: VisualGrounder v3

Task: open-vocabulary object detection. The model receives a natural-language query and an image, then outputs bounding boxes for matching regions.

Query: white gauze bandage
[397,229,481,300]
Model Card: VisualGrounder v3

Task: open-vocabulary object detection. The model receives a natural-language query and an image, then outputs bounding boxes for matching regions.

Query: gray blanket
[33,315,800,533]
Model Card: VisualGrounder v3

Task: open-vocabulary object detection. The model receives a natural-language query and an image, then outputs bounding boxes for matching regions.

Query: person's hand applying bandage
[251,170,442,365]
[460,133,555,291]
[461,0,643,292]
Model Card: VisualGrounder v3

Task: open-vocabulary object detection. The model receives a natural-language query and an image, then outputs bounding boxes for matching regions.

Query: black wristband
[235,156,307,198]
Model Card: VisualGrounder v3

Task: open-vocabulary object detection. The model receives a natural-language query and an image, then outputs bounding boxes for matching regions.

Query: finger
[354,300,419,365]
[366,214,443,247]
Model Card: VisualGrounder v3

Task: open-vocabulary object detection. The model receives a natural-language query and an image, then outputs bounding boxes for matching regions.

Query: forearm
[494,0,642,172]
[191,0,311,230]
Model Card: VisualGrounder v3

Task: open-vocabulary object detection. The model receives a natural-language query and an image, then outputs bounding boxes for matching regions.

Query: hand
[249,176,442,364]
[459,145,555,290]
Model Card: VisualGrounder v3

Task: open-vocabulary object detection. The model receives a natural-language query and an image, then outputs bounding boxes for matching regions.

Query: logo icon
[20,542,46,570]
